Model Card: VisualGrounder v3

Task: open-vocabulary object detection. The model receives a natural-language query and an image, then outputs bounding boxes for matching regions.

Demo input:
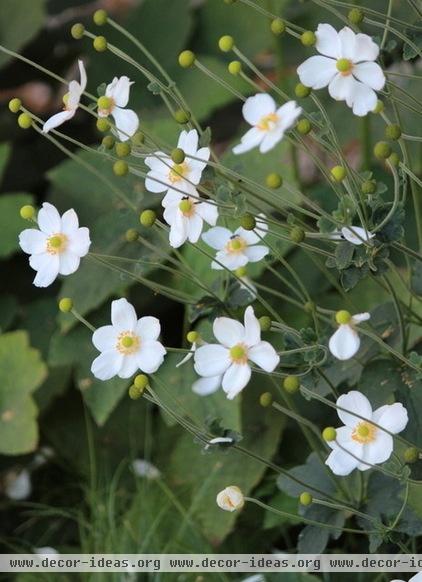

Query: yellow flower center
[178,198,195,216]
[46,233,68,254]
[352,421,377,444]
[169,162,189,183]
[226,236,247,254]
[257,112,279,131]
[116,331,140,355]
[98,96,115,116]
[229,343,248,364]
[336,58,353,75]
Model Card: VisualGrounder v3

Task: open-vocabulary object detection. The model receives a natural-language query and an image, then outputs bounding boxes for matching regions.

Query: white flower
[326,390,408,476]
[329,312,370,361]
[19,202,91,288]
[43,60,87,133]
[4,469,31,500]
[131,459,161,480]
[297,24,385,116]
[329,226,374,245]
[34,547,59,555]
[202,215,269,271]
[193,306,279,400]
[392,575,422,582]
[233,94,302,154]
[98,76,139,141]
[91,298,166,380]
[145,129,210,198]
[162,190,218,249]
[216,485,244,512]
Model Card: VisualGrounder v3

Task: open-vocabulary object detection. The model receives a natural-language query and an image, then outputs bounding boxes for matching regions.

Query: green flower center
[170,162,188,183]
[229,344,248,363]
[352,421,377,444]
[336,58,353,75]
[179,198,194,216]
[117,331,140,354]
[226,236,246,254]
[46,233,68,254]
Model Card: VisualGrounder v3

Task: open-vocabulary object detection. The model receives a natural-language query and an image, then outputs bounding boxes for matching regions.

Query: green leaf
[411,260,422,295]
[0,192,34,258]
[0,0,45,68]
[0,331,47,455]
[0,294,18,332]
[335,241,354,270]
[0,143,11,179]
[403,26,422,60]
[357,359,401,408]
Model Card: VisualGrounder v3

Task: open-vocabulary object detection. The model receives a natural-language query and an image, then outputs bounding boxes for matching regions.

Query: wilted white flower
[98,76,139,141]
[91,298,166,380]
[233,94,301,154]
[131,459,161,480]
[329,311,370,361]
[326,390,408,476]
[4,469,31,500]
[19,202,91,287]
[205,437,234,450]
[329,226,374,245]
[216,485,245,512]
[43,60,87,133]
[297,24,385,116]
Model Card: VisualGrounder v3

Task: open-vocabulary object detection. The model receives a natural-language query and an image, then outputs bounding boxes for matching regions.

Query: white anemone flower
[162,189,218,248]
[216,486,245,512]
[329,311,370,361]
[43,60,87,133]
[193,306,279,399]
[202,215,269,271]
[297,24,385,116]
[233,94,302,154]
[4,469,31,500]
[19,202,91,288]
[91,298,166,380]
[145,129,210,198]
[131,459,161,480]
[326,390,408,476]
[98,76,139,141]
[329,226,374,245]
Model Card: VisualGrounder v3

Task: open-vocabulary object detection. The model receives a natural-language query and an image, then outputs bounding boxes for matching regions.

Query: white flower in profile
[131,459,161,480]
[330,226,374,245]
[193,306,279,399]
[91,298,166,380]
[98,76,139,141]
[19,202,91,288]
[233,94,302,154]
[43,60,87,133]
[326,390,408,476]
[297,24,385,116]
[5,469,31,500]
[202,215,269,271]
[329,310,370,361]
[162,189,218,248]
[145,129,210,198]
[216,486,245,512]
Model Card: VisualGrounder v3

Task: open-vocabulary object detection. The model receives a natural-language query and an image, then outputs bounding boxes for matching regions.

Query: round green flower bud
[361,179,376,195]
[331,165,347,182]
[348,8,364,24]
[187,331,199,343]
[259,316,272,332]
[240,213,256,231]
[8,98,22,113]
[373,100,384,114]
[404,447,419,464]
[385,124,402,141]
[299,492,313,506]
[115,142,131,157]
[134,374,149,391]
[260,392,273,407]
[388,152,400,167]
[271,18,286,35]
[97,96,112,111]
[140,209,157,227]
[322,427,337,442]
[71,23,85,39]
[96,118,110,132]
[218,35,234,52]
[283,375,300,393]
[93,9,108,26]
[301,31,316,46]
[174,109,191,124]
[374,141,392,160]
[290,226,305,243]
[228,60,242,75]
[17,113,32,129]
[93,35,107,52]
[335,310,352,325]
[131,132,145,146]
[20,205,35,220]
[113,160,128,176]
[125,228,138,242]
[296,118,311,135]
[129,384,143,400]
[102,135,115,149]
[171,148,185,164]
[304,301,315,313]
[295,83,311,98]
[266,172,283,189]
[58,298,73,313]
[178,50,196,68]
[235,266,247,277]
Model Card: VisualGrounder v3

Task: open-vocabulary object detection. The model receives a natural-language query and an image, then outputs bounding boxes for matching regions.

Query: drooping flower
[145,129,210,198]
[19,202,91,287]
[216,486,245,512]
[297,24,385,116]
[162,189,218,248]
[326,390,408,476]
[329,226,374,245]
[91,298,166,380]
[98,76,139,141]
[202,216,269,271]
[329,311,370,361]
[193,306,279,399]
[233,94,302,154]
[131,459,161,480]
[43,60,87,133]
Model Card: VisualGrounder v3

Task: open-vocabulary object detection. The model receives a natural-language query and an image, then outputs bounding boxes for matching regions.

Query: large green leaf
[0,192,34,258]
[0,0,45,68]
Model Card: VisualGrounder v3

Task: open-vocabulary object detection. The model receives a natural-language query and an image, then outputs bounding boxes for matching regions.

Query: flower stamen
[46,233,68,254]
[257,112,278,131]
[336,58,353,76]
[229,343,248,364]
[226,235,246,254]
[116,331,140,354]
[169,162,189,183]
[352,421,377,444]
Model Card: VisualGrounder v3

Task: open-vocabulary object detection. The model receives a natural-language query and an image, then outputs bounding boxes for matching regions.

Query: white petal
[243,245,269,262]
[67,80,83,110]
[213,317,245,347]
[213,250,248,271]
[202,226,232,250]
[169,212,188,248]
[91,350,123,380]
[242,93,276,125]
[177,129,199,155]
[60,209,79,234]
[326,445,360,476]
[347,80,378,117]
[196,201,218,226]
[410,574,422,582]
[297,56,337,90]
[111,298,137,331]
[315,23,341,58]
[353,62,385,91]
[328,73,355,102]
[194,344,231,377]
[359,431,393,469]
[68,227,91,257]
[107,76,132,107]
[37,202,62,234]
[259,127,285,153]
[58,251,80,275]
[136,316,161,341]
[145,171,169,194]
[136,341,166,373]
[248,341,279,372]
[192,375,222,396]
[92,325,117,352]
[233,127,263,155]
[42,110,74,133]
[112,107,139,141]
[338,27,356,60]
[5,470,31,500]
[337,390,372,427]
[176,344,195,368]
[222,363,251,399]
[329,324,361,360]
[77,59,87,91]
[341,226,374,245]
[372,402,408,434]
[243,306,260,347]
[30,253,60,287]
[353,33,380,62]
[118,355,140,379]
[277,101,302,131]
[189,146,210,173]
[186,213,204,244]
[132,459,160,480]
[19,229,47,254]
[351,312,370,324]
[144,152,170,173]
